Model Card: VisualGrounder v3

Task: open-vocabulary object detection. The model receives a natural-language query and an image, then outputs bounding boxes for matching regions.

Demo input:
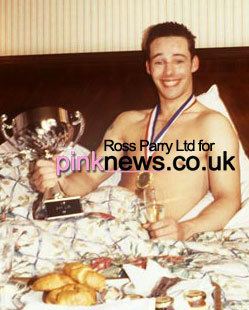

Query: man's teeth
[162,80,178,86]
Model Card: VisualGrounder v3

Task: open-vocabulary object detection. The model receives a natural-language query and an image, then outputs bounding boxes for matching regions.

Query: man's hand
[31,159,59,193]
[144,218,189,241]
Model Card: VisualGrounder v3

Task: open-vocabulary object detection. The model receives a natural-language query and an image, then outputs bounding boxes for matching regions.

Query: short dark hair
[142,22,196,60]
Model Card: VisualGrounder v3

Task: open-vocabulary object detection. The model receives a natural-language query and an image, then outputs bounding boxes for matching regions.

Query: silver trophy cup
[0,106,85,219]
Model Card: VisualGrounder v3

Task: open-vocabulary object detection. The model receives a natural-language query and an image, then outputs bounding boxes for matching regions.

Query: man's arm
[146,113,241,240]
[181,113,241,238]
[31,112,129,197]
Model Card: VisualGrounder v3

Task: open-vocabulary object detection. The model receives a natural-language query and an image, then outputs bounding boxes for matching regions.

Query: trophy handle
[0,114,18,150]
[71,111,85,146]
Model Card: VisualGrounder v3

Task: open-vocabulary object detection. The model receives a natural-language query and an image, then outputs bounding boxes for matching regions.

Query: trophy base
[44,196,82,220]
[32,195,82,220]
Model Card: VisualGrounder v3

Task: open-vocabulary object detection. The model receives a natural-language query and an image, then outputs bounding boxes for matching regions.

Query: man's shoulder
[196,105,237,142]
[104,109,152,138]
[197,106,232,128]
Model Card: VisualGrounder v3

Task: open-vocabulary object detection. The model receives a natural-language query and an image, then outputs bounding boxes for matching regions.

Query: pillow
[197,84,249,204]
[197,85,231,121]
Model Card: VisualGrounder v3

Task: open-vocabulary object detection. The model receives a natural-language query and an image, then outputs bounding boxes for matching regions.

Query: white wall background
[0,0,249,56]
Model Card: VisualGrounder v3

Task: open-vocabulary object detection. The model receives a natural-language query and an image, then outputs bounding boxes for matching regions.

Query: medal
[136,94,196,189]
[136,171,153,189]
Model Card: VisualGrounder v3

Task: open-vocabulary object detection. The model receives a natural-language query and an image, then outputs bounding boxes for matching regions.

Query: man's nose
[163,63,174,76]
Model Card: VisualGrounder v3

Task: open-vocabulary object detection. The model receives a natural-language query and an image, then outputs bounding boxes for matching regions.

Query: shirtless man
[32,22,241,240]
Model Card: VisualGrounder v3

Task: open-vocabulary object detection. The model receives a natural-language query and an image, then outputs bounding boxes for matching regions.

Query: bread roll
[32,273,75,291]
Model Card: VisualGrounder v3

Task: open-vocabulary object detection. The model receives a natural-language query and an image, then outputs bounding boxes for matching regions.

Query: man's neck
[158,92,193,120]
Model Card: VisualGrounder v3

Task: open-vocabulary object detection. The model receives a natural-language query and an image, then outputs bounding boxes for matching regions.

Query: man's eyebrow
[173,53,187,58]
[151,53,163,59]
[150,53,188,60]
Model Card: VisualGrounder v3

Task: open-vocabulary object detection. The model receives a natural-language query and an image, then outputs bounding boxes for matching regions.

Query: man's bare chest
[123,119,207,161]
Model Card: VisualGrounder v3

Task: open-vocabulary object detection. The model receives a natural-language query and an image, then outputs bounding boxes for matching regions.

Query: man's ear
[146,60,151,75]
[191,55,199,73]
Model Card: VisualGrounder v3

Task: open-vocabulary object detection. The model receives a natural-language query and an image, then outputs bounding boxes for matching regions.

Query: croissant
[69,266,93,284]
[45,283,96,304]
[45,284,75,304]
[32,273,75,291]
[31,261,105,306]
[85,271,106,291]
[56,284,96,306]
[63,262,88,275]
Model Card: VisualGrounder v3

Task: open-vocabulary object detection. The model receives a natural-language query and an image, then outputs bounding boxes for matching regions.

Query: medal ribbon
[145,94,196,160]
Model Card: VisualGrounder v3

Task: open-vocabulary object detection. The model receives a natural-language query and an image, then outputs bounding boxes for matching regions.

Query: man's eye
[175,60,184,64]
[154,61,163,65]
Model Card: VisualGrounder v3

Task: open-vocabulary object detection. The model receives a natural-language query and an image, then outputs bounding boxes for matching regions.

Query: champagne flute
[146,202,166,223]
[143,187,166,223]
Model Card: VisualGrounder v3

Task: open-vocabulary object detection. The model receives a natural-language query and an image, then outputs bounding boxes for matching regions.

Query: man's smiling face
[146,36,199,104]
